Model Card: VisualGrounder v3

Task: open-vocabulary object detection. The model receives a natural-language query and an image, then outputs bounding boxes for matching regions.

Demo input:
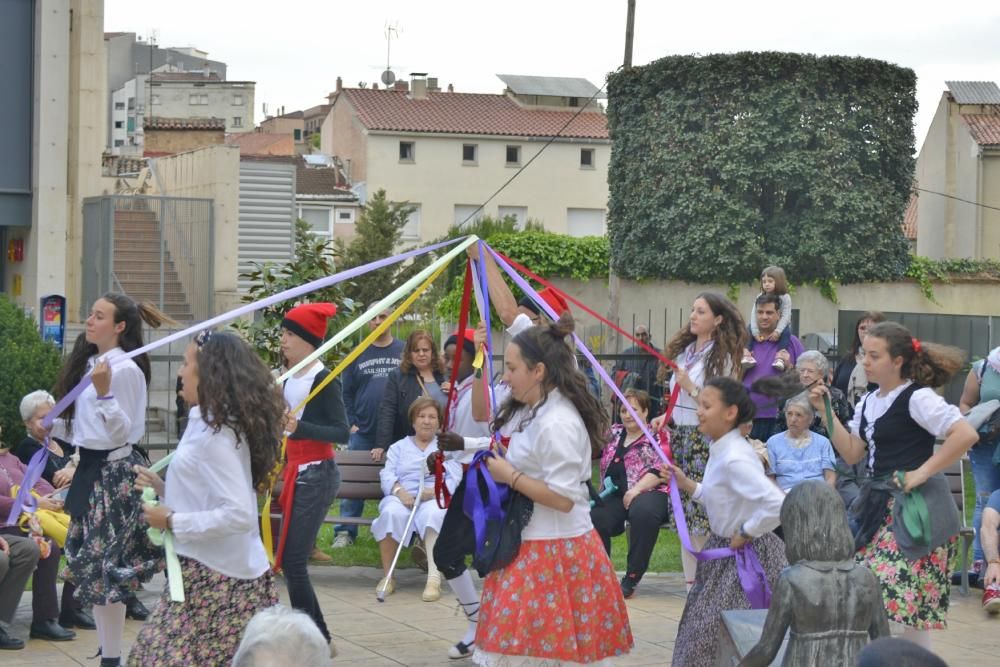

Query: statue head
[781,480,854,563]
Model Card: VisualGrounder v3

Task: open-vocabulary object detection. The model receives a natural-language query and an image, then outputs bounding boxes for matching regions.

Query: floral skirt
[668,425,711,535]
[473,530,633,666]
[63,453,163,606]
[127,556,278,667]
[671,532,788,667]
[856,500,955,630]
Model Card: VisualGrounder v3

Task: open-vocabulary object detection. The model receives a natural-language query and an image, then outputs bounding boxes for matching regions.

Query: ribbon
[263,258,454,565]
[463,449,509,556]
[6,237,470,527]
[141,486,184,602]
[476,242,500,419]
[895,470,931,546]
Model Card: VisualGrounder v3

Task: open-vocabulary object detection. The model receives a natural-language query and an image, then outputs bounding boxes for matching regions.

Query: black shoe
[125,596,150,621]
[620,574,638,599]
[29,619,76,642]
[0,626,25,650]
[59,607,96,630]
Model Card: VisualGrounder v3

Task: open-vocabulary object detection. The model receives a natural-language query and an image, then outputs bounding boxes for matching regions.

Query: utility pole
[608,0,635,350]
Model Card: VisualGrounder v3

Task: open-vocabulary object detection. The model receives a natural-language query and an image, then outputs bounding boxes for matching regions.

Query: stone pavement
[8,567,1000,665]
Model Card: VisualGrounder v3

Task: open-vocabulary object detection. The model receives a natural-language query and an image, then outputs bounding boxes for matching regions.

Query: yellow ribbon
[261,261,449,563]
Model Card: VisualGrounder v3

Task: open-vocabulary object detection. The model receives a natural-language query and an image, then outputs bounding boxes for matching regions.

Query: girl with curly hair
[128,330,284,666]
[655,292,746,591]
[808,321,978,651]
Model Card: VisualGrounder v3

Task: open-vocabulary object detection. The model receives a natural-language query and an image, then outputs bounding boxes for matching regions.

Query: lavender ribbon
[6,237,466,527]
[485,244,771,608]
[475,241,499,417]
[463,449,509,557]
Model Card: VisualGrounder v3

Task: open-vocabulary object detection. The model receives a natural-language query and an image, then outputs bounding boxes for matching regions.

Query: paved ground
[7,567,1000,665]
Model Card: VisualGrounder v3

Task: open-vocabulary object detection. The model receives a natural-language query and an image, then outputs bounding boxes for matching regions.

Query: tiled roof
[144,117,226,131]
[961,114,1000,146]
[151,72,222,82]
[296,166,353,197]
[340,88,608,140]
[947,81,1000,105]
[903,192,918,241]
[227,132,295,156]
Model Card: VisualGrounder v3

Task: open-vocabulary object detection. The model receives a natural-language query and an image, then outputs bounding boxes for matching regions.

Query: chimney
[336,76,342,92]
[393,80,409,92]
[427,77,439,92]
[447,83,454,93]
[203,63,210,78]
[410,73,427,99]
[372,83,379,90]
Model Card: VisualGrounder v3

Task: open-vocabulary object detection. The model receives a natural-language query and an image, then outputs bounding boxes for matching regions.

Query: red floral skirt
[474,529,633,665]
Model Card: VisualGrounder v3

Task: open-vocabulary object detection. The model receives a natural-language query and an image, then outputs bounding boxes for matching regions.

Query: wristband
[96,394,115,401]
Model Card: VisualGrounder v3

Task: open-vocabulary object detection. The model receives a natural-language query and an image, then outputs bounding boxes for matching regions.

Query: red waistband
[286,439,334,468]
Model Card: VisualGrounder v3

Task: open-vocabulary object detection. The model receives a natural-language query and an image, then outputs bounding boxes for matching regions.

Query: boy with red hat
[276,302,350,650]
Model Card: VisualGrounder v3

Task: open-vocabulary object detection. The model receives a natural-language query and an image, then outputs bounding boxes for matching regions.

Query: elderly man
[0,534,40,649]
[743,293,804,442]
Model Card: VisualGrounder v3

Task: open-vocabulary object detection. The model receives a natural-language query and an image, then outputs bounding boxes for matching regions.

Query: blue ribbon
[463,449,509,556]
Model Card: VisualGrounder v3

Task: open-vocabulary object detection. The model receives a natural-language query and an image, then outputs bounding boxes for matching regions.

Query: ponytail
[867,322,964,388]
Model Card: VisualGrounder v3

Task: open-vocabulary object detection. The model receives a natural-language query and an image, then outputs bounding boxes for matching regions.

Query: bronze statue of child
[741,480,890,666]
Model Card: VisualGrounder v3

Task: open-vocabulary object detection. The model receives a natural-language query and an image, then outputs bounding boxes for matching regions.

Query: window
[114,102,125,110]
[498,206,528,230]
[151,94,161,105]
[399,141,415,162]
[114,121,124,129]
[232,95,244,105]
[299,207,332,238]
[113,139,124,147]
[401,204,421,239]
[232,117,243,128]
[462,144,477,164]
[454,205,483,227]
[294,129,302,141]
[580,148,595,169]
[336,209,356,224]
[566,208,606,237]
[569,97,580,107]
[136,103,145,114]
[505,145,521,165]
[189,94,208,105]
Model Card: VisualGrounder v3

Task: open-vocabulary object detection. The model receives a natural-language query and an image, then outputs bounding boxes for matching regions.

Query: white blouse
[505,389,593,540]
[692,428,784,538]
[669,342,712,427]
[164,406,270,580]
[847,381,963,470]
[380,435,461,497]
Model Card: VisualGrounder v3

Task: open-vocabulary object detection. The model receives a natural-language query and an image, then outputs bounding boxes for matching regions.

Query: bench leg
[960,534,972,596]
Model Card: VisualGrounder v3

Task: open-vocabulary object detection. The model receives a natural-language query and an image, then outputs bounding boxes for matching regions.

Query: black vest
[859,383,935,477]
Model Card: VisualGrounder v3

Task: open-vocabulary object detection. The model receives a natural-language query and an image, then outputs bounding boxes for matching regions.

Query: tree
[606,52,915,285]
[334,189,414,308]
[0,295,61,445]
[234,218,353,367]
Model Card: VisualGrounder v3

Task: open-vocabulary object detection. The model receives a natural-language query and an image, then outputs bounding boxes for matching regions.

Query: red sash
[273,438,334,572]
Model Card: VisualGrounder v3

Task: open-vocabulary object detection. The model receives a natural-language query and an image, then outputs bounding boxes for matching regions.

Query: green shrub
[0,295,62,447]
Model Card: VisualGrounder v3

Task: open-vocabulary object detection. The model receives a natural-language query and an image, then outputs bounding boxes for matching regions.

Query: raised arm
[469,246,519,326]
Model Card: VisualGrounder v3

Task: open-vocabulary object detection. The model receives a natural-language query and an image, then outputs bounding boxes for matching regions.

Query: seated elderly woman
[372,397,461,602]
[766,393,837,493]
[14,390,77,489]
[590,389,671,599]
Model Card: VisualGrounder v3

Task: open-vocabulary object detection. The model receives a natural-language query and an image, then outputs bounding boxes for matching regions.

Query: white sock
[423,530,441,581]
[682,534,708,591]
[92,602,126,659]
[902,626,933,651]
[445,570,479,645]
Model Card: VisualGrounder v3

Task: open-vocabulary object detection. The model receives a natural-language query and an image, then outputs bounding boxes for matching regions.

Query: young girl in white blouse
[808,322,977,651]
[128,331,285,666]
[662,377,788,667]
[53,294,170,667]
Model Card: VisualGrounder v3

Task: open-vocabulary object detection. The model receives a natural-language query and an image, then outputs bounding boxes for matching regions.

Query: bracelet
[166,510,175,531]
[96,394,115,401]
[989,558,1000,566]
[511,471,524,492]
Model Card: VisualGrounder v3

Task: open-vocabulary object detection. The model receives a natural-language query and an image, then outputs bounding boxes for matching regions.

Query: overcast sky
[106,0,1000,150]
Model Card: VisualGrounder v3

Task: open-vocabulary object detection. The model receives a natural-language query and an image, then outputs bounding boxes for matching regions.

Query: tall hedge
[0,295,61,446]
[606,52,916,284]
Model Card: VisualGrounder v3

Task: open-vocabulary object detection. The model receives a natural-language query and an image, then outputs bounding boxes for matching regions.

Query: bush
[0,295,62,446]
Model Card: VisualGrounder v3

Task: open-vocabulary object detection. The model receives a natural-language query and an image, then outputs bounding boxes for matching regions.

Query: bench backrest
[942,458,968,527]
[336,449,386,500]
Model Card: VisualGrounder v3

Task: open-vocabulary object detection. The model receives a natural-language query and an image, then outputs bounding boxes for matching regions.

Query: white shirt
[847,381,963,470]
[53,347,147,459]
[692,428,785,538]
[505,389,593,540]
[283,361,323,419]
[507,313,534,338]
[669,343,711,427]
[380,435,461,496]
[165,406,270,580]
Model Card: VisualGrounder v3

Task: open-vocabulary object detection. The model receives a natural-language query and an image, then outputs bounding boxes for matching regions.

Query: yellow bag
[10,485,70,548]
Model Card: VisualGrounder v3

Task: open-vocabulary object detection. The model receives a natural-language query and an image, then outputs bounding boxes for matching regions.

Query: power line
[913,187,1000,213]
[456,74,615,229]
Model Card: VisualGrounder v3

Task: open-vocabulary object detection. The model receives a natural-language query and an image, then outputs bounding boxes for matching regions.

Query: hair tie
[911,337,921,353]
[194,329,214,348]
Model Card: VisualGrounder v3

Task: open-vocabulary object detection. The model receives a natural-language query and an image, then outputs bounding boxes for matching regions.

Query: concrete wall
[261,116,303,136]
[365,133,610,241]
[545,277,1000,353]
[322,96,367,183]
[983,153,1000,258]
[150,145,242,314]
[145,128,224,154]
[150,80,254,133]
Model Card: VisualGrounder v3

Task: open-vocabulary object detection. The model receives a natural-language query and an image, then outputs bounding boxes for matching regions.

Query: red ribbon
[912,337,922,353]
[434,451,452,508]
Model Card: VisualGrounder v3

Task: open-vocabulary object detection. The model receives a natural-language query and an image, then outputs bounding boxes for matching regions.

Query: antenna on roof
[382,21,400,87]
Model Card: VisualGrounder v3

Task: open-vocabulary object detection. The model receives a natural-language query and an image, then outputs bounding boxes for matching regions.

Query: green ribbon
[142,485,184,602]
[895,470,931,546]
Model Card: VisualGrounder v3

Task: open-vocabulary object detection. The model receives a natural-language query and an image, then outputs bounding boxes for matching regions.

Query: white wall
[150,80,254,133]
[365,133,610,241]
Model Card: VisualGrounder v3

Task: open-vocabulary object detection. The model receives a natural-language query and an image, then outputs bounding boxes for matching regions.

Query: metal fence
[81,195,214,322]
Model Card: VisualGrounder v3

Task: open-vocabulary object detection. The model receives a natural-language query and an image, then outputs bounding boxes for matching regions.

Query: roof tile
[341,89,608,140]
[961,114,1000,146]
[144,116,226,131]
[903,192,918,240]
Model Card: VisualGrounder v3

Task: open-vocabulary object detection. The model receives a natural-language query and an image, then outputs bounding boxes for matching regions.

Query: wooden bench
[944,457,976,596]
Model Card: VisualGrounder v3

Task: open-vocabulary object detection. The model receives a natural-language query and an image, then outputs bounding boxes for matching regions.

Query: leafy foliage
[234,219,354,367]
[904,256,1000,303]
[606,52,916,285]
[334,189,415,309]
[0,295,61,446]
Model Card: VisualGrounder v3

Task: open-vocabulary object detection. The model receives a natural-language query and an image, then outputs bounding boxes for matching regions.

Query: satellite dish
[381,69,396,86]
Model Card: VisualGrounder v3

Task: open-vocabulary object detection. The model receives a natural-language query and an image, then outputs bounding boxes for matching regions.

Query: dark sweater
[375,367,445,449]
[342,339,405,437]
[14,437,75,485]
[287,369,351,445]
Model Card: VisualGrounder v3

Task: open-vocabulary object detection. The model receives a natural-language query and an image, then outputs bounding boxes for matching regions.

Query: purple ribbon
[475,241,499,418]
[485,244,771,609]
[6,237,467,527]
[463,449,509,556]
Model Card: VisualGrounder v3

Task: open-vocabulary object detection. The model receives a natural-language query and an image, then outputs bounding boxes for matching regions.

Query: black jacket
[375,366,445,449]
[287,369,351,445]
